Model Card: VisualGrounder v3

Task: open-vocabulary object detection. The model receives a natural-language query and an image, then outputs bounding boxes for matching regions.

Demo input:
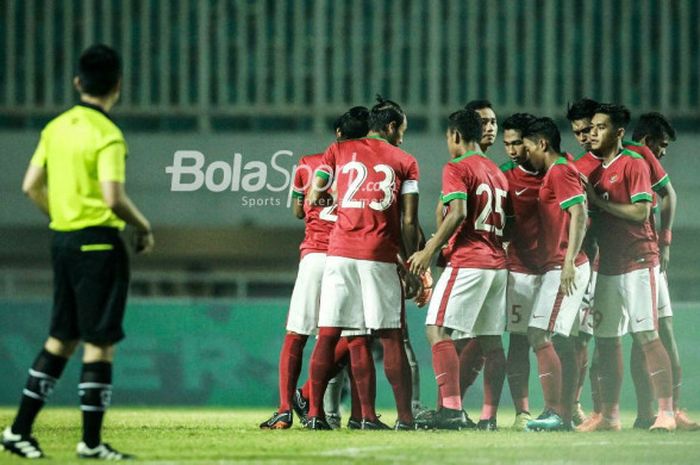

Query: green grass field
[1,408,699,465]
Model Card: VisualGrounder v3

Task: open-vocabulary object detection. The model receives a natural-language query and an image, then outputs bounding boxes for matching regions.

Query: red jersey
[316,135,419,263]
[572,151,604,182]
[589,149,659,275]
[538,157,588,271]
[292,153,335,259]
[624,140,671,236]
[440,151,508,269]
[500,160,542,273]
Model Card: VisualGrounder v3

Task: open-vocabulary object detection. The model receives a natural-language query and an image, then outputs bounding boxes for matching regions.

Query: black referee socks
[79,362,113,448]
[12,349,69,436]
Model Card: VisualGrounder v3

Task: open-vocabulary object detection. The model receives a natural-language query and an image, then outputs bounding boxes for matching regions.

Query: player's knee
[526,328,549,350]
[478,335,503,353]
[632,330,658,346]
[83,343,116,363]
[425,325,451,345]
[44,337,79,358]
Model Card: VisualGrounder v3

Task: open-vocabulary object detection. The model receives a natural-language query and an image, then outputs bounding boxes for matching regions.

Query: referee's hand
[134,229,155,254]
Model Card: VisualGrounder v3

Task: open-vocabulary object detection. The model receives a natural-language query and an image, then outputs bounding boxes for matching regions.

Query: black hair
[447,109,483,144]
[522,117,562,153]
[77,44,122,97]
[368,94,405,132]
[464,99,493,112]
[502,113,536,133]
[566,98,599,122]
[632,112,676,142]
[594,103,631,130]
[334,106,370,140]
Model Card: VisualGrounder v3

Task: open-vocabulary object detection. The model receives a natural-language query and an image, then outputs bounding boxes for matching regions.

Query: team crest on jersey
[609,174,619,183]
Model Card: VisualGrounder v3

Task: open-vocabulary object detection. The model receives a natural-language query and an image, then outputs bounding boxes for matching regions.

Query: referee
[2,45,152,460]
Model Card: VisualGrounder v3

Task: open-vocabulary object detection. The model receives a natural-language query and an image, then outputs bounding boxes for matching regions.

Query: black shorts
[49,227,130,344]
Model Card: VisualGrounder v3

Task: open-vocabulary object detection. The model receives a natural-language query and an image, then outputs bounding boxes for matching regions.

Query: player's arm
[101,181,154,254]
[435,197,444,228]
[409,197,466,274]
[292,195,305,219]
[560,202,587,295]
[22,164,50,217]
[656,181,676,272]
[585,182,650,223]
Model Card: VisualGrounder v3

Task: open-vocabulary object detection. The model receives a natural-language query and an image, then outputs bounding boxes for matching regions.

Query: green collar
[365,134,389,143]
[451,150,484,163]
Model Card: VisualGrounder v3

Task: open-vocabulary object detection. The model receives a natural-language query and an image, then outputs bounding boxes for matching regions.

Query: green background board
[1,298,699,412]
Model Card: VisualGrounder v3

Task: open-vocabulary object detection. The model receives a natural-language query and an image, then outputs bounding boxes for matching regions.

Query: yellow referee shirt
[30,103,127,231]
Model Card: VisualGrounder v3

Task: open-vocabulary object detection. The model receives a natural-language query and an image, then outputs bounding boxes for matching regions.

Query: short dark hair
[335,106,369,139]
[447,109,483,144]
[594,103,631,130]
[502,113,536,133]
[77,44,122,97]
[522,117,561,153]
[632,112,676,142]
[464,99,493,112]
[566,98,599,122]
[368,94,405,132]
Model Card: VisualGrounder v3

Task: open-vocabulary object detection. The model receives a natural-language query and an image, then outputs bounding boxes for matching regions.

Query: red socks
[630,341,655,419]
[347,336,377,420]
[506,334,530,414]
[431,340,461,410]
[481,347,506,420]
[642,338,674,412]
[597,339,623,416]
[377,329,413,424]
[535,342,562,414]
[278,333,308,411]
[459,339,485,398]
[308,327,342,418]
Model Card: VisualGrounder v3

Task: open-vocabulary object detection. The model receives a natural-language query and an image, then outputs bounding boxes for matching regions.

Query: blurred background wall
[1,0,699,407]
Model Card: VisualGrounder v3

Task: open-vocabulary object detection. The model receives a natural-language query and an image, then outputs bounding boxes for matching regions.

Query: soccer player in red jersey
[520,118,589,431]
[499,113,540,430]
[578,104,676,432]
[259,107,371,430]
[629,113,698,430]
[410,109,508,431]
[566,98,603,425]
[305,97,421,431]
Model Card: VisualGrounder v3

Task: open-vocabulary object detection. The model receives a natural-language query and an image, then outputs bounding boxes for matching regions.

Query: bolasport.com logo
[164,150,316,208]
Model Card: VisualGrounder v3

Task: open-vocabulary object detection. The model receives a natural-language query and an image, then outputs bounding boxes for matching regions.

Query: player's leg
[360,260,412,429]
[346,335,379,424]
[552,336,577,426]
[423,266,492,430]
[527,328,562,425]
[577,272,625,432]
[505,271,539,428]
[630,340,655,428]
[307,257,363,429]
[573,332,592,425]
[474,269,509,431]
[403,323,427,416]
[2,337,77,459]
[457,337,484,400]
[72,229,133,459]
[573,270,597,424]
[323,370,345,429]
[626,266,675,432]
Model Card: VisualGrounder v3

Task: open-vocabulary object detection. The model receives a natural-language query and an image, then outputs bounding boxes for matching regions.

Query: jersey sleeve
[29,132,47,168]
[292,160,308,199]
[627,159,653,204]
[97,140,127,183]
[401,156,420,194]
[315,144,336,183]
[553,165,586,210]
[440,162,467,204]
[639,145,670,192]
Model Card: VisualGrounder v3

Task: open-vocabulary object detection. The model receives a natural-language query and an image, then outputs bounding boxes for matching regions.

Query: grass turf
[1,407,699,464]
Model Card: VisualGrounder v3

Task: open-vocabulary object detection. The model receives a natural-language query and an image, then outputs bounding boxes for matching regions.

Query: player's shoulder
[620,148,644,161]
[573,150,590,161]
[298,152,324,166]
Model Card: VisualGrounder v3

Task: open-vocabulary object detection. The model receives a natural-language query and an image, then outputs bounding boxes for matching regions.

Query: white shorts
[593,266,660,337]
[530,262,590,337]
[506,272,542,335]
[286,253,326,335]
[426,267,507,337]
[576,270,598,336]
[658,271,673,318]
[318,256,402,330]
